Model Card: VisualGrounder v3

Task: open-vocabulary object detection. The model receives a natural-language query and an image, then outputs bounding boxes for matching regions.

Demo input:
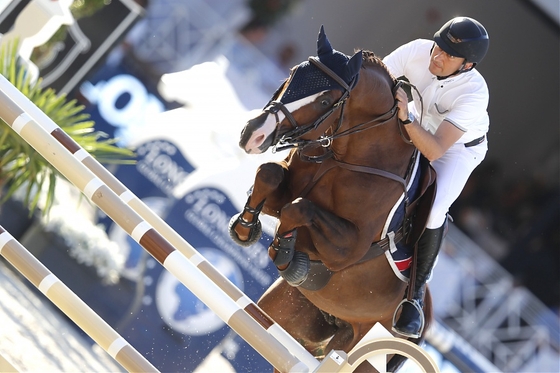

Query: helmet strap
[436,62,476,80]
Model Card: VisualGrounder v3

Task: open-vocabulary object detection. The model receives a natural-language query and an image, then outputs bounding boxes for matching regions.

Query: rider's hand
[395,87,409,122]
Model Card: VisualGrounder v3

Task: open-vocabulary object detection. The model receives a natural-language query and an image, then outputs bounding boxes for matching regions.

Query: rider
[382,16,490,338]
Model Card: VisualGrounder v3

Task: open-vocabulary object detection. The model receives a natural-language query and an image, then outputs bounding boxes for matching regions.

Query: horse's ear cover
[276,25,363,104]
[317,25,362,85]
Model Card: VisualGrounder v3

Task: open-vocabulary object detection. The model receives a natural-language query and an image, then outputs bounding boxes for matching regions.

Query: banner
[79,55,284,371]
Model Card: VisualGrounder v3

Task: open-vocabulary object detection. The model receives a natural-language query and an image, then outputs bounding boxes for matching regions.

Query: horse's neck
[333,66,413,173]
[334,125,412,172]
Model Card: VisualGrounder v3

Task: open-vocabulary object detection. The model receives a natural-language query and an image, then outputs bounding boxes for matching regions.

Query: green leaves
[0,41,135,214]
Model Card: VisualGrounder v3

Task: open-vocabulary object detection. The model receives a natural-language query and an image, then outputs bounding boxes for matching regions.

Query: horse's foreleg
[274,198,368,271]
[229,161,289,246]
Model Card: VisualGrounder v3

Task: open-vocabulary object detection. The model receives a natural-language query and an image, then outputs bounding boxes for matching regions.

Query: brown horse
[229,26,436,371]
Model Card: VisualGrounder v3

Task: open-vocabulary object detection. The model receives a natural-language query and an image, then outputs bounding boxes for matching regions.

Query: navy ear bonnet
[279,25,362,104]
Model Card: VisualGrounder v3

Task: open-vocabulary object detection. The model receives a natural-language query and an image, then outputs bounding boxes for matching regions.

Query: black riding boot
[392,222,445,338]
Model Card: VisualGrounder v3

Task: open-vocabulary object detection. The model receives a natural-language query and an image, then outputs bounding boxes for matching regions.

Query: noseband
[266,56,399,155]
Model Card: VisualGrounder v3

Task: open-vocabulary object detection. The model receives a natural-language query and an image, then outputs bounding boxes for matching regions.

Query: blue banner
[164,186,277,372]
[78,57,282,370]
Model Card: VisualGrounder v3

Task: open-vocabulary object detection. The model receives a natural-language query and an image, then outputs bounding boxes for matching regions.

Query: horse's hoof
[228,213,262,247]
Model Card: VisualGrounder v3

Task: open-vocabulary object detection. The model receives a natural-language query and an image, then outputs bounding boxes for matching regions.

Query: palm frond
[0,40,136,215]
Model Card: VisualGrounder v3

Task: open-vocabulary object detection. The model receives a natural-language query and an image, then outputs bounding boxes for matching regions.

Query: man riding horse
[229,18,489,371]
[386,16,490,338]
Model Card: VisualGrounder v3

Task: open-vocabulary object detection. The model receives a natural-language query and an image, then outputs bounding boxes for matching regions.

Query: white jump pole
[0,353,18,372]
[0,74,317,373]
[0,225,159,373]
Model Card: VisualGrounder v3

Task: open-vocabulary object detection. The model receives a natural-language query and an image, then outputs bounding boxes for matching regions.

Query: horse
[229,26,436,372]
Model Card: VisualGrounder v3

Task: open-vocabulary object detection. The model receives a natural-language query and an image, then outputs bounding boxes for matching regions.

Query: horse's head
[239,26,363,154]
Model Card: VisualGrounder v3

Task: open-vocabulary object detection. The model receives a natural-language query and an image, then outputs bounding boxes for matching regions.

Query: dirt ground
[0,257,236,373]
[0,258,126,372]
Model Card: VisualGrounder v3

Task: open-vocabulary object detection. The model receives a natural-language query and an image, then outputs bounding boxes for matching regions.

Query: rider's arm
[395,87,464,161]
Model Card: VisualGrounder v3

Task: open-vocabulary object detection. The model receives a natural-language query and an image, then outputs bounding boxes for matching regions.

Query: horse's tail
[387,286,433,372]
[423,286,433,333]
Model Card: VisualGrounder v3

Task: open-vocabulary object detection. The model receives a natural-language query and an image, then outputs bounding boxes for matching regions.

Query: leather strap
[464,135,486,147]
[298,156,408,198]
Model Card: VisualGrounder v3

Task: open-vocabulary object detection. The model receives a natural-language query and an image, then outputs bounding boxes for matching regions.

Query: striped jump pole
[0,353,18,372]
[0,74,318,373]
[0,225,158,373]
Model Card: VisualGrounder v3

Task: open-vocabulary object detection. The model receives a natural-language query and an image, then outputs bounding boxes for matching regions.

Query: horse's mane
[356,49,397,103]
[360,49,397,83]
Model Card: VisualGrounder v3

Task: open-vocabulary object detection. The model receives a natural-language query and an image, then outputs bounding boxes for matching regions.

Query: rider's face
[429,44,471,77]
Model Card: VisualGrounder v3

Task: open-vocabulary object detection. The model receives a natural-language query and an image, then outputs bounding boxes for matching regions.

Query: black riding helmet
[434,17,489,65]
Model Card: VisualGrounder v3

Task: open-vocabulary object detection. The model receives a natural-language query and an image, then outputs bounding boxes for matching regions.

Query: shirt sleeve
[382,39,420,79]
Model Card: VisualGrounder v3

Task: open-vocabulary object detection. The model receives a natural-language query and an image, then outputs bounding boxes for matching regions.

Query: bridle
[265,56,401,156]
[265,56,353,153]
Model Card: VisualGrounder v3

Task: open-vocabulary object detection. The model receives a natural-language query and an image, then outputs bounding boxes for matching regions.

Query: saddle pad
[381,154,422,283]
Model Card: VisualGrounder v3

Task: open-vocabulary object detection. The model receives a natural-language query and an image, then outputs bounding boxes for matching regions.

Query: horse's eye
[321,99,330,107]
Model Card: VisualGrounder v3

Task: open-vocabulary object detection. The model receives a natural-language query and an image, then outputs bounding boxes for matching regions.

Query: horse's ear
[317,25,362,85]
[347,50,363,77]
[317,25,333,57]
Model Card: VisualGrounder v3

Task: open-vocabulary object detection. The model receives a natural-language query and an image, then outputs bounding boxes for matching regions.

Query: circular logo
[107,196,170,280]
[156,247,244,336]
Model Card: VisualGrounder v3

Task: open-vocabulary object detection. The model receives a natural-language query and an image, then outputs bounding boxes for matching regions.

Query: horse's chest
[289,166,370,206]
[289,168,339,203]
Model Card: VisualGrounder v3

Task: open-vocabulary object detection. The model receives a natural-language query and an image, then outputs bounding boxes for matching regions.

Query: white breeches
[427,141,488,229]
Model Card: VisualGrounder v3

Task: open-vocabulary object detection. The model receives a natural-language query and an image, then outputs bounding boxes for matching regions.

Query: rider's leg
[392,221,445,338]
[392,143,486,338]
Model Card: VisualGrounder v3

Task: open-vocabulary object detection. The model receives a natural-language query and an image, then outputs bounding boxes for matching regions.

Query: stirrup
[391,298,425,339]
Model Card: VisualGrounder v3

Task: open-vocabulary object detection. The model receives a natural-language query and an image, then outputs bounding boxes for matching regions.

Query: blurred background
[0,0,558,372]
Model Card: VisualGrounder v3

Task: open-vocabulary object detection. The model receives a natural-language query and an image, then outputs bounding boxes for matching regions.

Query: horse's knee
[281,198,314,227]
[255,162,285,190]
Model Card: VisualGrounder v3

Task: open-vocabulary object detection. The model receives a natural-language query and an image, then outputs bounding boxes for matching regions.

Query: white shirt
[383,39,489,144]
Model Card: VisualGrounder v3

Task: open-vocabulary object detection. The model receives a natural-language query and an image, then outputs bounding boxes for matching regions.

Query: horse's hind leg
[258,278,337,357]
[324,321,386,373]
[229,161,288,245]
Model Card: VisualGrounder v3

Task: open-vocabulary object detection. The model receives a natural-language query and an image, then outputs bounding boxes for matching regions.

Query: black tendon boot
[392,223,446,338]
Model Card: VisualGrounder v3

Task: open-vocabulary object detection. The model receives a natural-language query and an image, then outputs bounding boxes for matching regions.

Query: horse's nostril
[254,134,265,146]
